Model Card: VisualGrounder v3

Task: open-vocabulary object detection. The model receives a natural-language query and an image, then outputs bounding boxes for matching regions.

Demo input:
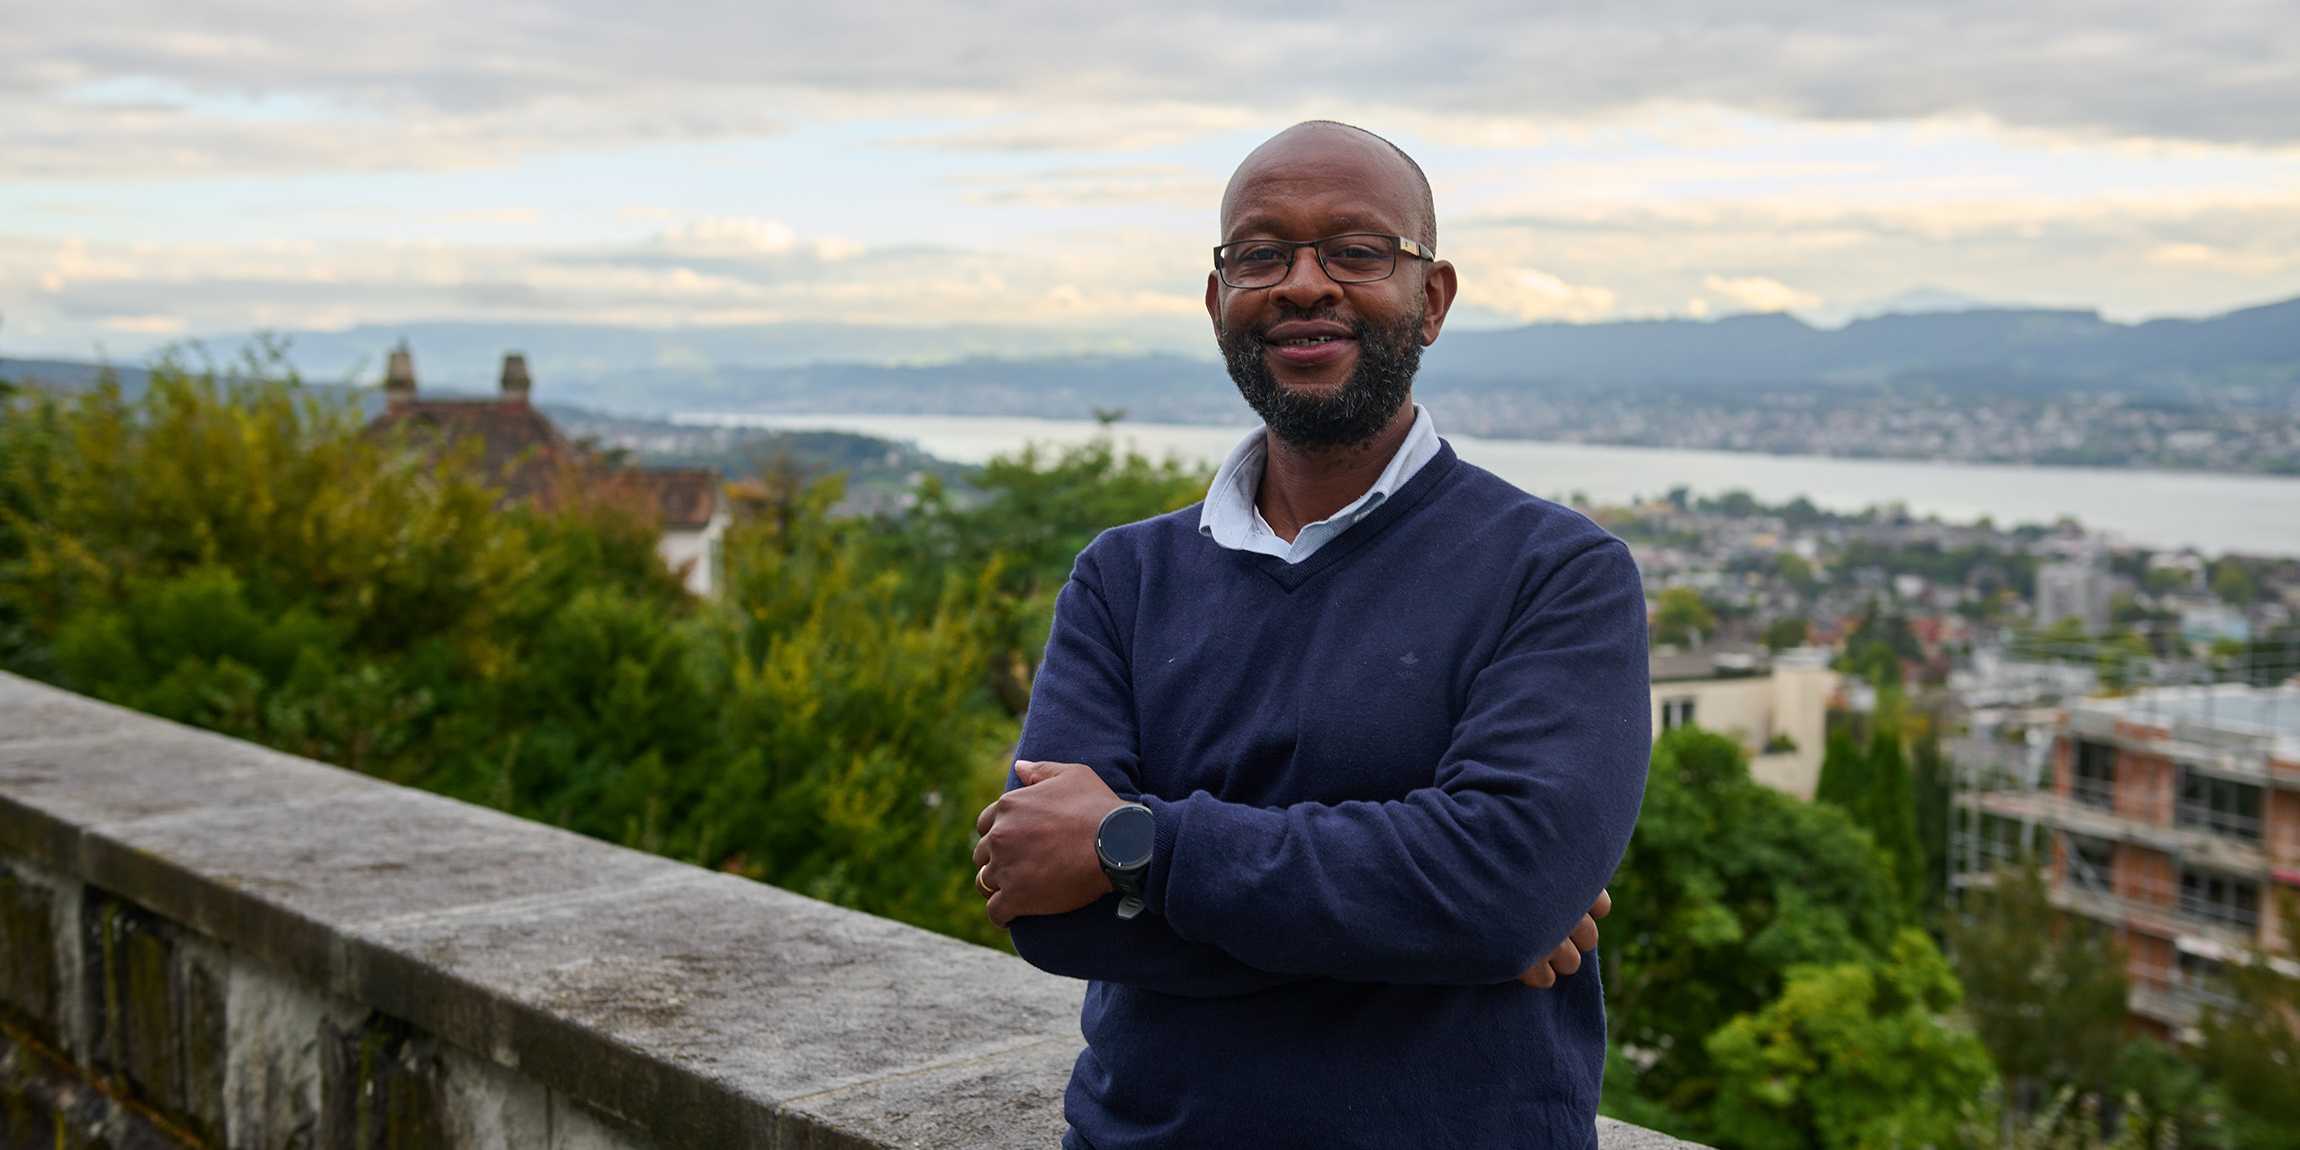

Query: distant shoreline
[678,410,2300,558]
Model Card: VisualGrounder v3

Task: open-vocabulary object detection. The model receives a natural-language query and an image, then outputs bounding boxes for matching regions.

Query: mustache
[1246,312,1363,342]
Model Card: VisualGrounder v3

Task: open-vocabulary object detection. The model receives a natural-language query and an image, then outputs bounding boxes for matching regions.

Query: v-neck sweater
[1009,441,1653,1150]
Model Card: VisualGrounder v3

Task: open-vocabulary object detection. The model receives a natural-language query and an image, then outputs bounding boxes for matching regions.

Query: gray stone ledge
[0,672,1704,1149]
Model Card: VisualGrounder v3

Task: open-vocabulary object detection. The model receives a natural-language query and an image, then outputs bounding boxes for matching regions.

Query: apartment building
[1955,684,2300,1037]
[1651,646,1838,799]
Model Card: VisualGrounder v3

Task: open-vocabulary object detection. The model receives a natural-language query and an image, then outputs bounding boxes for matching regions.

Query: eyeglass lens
[1220,235,1397,288]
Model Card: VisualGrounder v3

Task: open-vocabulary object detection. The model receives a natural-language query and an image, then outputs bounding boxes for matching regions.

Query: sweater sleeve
[1003,544,1306,998]
[1139,539,1651,986]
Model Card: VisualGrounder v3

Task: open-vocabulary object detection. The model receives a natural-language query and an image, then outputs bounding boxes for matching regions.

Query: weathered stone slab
[777,1032,1078,1150]
[80,785,694,990]
[348,871,1084,1148]
[0,674,154,746]
[0,729,375,873]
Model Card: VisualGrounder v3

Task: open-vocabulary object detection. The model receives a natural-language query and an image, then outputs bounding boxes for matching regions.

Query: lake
[676,411,2300,558]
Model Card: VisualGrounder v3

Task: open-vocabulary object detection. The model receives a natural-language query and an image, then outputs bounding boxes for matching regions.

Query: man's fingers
[1590,888,1612,919]
[1570,914,1599,954]
[975,797,1001,836]
[1547,939,1582,978]
[1518,960,1557,989]
[985,890,1015,929]
[971,835,992,869]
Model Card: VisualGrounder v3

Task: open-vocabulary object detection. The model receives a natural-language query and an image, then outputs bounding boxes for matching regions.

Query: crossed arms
[973,538,1651,998]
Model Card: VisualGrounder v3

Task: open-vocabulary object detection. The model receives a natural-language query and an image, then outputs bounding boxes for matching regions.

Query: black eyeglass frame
[1211,233,1436,289]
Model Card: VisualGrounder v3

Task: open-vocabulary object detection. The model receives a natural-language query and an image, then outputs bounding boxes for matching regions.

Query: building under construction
[1952,676,2300,1038]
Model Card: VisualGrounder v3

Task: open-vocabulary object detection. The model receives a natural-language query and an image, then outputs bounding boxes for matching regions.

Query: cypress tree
[1814,727,1869,813]
[1864,720,1928,918]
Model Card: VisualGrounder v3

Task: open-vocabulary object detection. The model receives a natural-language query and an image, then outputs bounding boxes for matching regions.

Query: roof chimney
[384,341,417,412]
[499,352,531,405]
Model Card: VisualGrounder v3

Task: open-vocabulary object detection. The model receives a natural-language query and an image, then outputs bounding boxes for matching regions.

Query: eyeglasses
[1212,233,1435,289]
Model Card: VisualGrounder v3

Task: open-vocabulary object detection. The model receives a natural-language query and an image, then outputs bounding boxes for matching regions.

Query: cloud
[0,219,1209,351]
[1453,188,2300,322]
[9,2,2300,181]
[1477,268,1620,323]
[1702,274,1823,314]
[956,165,1221,209]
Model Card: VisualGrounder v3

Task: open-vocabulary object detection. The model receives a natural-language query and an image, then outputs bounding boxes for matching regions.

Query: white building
[2037,559,2112,634]
[1651,646,1840,798]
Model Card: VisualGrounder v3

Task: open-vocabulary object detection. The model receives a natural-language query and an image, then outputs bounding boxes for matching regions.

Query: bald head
[1222,121,1436,249]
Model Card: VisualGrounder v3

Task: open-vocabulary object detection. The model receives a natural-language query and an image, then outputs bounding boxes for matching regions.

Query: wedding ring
[975,864,998,898]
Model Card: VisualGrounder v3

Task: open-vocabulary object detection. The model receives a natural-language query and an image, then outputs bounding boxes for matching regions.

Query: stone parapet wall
[0,672,1697,1149]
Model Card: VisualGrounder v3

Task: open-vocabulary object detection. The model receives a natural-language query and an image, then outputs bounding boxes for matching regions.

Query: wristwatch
[1095,802,1156,920]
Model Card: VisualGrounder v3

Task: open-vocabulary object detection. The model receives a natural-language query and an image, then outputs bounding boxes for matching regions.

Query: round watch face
[1098,805,1155,869]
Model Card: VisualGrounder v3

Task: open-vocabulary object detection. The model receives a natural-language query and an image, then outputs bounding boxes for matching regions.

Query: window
[2065,834,2114,889]
[2176,771,2263,842]
[2178,868,2261,931]
[1661,696,1697,732]
[2176,951,2238,1008]
[2071,740,2116,809]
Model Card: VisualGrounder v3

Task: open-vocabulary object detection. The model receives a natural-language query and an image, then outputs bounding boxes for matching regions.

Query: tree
[2193,889,2300,1147]
[1764,615,1811,652]
[0,359,1211,950]
[1603,727,1905,1135]
[2209,559,2257,606]
[1813,728,1871,819]
[1652,586,1716,647]
[1861,720,1928,919]
[1945,862,2129,1120]
[1909,733,1952,923]
[1705,930,1997,1150]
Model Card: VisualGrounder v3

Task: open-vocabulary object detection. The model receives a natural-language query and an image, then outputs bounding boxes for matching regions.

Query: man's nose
[1270,246,1344,310]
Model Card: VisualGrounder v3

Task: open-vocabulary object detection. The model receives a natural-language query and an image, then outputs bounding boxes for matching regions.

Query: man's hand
[973,760,1123,928]
[1517,888,1611,989]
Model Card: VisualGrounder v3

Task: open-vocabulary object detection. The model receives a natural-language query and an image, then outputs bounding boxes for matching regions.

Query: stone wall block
[80,890,227,1141]
[0,863,58,1042]
[321,1014,448,1150]
[547,1094,652,1150]
[226,955,367,1150]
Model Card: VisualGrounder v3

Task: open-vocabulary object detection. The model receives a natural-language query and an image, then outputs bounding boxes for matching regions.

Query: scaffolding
[1944,625,2300,1035]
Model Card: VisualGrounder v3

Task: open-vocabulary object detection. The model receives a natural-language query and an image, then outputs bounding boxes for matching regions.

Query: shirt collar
[1198,403,1440,551]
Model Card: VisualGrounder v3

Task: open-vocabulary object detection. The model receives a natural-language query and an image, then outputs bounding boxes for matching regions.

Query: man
[971,121,1650,1149]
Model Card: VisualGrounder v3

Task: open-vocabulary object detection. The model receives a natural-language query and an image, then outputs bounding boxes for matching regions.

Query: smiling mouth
[1275,335,1350,346]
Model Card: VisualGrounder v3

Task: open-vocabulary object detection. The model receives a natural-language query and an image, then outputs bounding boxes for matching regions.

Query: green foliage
[0,356,1207,950]
[2193,890,2300,1148]
[1909,733,1952,923]
[1705,930,1997,1150]
[2109,1040,2232,1150]
[1813,729,1871,819]
[1945,863,2129,1106]
[2209,559,2257,606]
[1861,721,1928,919]
[1652,586,1717,647]
[1765,615,1812,652]
[1604,727,1905,1132]
[1835,603,1919,689]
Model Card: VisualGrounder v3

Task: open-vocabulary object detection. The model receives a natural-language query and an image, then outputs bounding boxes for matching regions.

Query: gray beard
[1218,312,1423,452]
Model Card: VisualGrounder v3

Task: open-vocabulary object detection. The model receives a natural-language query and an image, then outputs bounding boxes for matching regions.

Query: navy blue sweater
[1009,441,1651,1150]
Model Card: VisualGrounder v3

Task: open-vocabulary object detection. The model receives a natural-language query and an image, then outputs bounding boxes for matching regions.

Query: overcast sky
[6,1,2300,362]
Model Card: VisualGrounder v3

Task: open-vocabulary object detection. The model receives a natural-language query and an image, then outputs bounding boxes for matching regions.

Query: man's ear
[1205,271,1223,337]
[1420,259,1458,347]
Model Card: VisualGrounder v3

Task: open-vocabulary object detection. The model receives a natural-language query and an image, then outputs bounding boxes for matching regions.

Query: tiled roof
[368,400,575,504]
[621,467,722,530]
[368,400,718,528]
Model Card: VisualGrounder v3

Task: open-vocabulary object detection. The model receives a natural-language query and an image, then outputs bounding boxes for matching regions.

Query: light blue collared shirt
[1196,403,1444,565]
